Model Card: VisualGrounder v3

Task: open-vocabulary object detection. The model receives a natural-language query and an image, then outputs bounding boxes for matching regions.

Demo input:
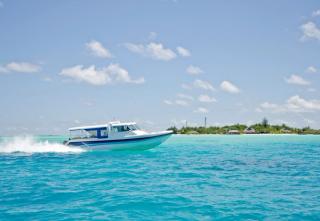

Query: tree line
[168,118,320,135]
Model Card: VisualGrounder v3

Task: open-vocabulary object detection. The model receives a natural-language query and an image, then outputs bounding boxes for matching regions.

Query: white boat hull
[66,131,172,151]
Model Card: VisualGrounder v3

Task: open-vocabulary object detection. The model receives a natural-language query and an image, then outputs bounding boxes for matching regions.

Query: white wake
[0,136,85,154]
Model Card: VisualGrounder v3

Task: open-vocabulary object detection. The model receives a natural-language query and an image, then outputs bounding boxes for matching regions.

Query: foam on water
[0,136,85,154]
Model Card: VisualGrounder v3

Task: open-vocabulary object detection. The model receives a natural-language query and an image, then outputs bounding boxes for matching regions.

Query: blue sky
[0,0,320,135]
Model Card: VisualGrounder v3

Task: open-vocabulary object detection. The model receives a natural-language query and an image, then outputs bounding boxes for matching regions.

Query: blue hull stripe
[67,133,171,146]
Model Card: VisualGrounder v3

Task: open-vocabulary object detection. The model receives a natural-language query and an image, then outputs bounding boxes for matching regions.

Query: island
[168,118,320,135]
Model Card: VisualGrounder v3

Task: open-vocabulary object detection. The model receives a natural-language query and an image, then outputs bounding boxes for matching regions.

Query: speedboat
[64,121,173,150]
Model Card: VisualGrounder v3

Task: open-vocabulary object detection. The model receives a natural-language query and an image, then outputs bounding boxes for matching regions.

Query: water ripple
[0,135,320,220]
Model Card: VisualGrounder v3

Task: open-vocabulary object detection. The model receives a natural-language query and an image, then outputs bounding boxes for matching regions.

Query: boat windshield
[112,124,139,132]
[70,129,97,139]
[129,124,140,130]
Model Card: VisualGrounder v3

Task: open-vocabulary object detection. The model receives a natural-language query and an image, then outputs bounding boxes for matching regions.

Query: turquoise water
[0,135,320,220]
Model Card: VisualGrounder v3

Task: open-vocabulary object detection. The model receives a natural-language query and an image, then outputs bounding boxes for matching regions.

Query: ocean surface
[0,135,320,220]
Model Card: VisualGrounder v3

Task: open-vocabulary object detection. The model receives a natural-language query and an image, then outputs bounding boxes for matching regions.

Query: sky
[0,0,320,135]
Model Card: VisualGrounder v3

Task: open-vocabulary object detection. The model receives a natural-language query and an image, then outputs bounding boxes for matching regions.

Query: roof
[110,122,136,126]
[68,121,137,131]
[68,124,109,131]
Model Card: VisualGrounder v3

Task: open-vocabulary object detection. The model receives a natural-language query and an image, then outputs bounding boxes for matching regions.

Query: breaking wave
[0,136,85,154]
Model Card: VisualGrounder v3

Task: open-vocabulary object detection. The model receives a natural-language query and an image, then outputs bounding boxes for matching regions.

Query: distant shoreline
[168,120,320,135]
[174,133,320,136]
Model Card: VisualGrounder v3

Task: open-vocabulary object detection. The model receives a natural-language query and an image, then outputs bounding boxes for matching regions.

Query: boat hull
[66,133,172,150]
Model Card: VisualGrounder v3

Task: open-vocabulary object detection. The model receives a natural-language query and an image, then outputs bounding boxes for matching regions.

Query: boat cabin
[68,122,140,140]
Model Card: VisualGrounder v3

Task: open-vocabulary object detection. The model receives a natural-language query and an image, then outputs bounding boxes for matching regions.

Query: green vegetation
[167,119,320,135]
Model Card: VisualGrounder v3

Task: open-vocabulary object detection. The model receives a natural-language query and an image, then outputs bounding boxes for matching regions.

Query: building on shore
[186,130,199,135]
[280,129,291,134]
[244,128,256,134]
[227,129,240,135]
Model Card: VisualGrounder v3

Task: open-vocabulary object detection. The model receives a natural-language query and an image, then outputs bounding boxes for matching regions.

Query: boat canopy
[68,121,138,131]
[68,124,109,131]
[68,122,140,140]
[68,122,137,131]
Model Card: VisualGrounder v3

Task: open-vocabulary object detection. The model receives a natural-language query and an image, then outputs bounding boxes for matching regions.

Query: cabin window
[112,125,131,132]
[100,128,108,138]
[128,124,138,131]
[85,129,98,138]
[70,129,98,139]
[70,130,83,139]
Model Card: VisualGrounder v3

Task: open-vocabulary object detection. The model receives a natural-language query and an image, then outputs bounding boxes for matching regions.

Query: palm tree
[262,118,268,128]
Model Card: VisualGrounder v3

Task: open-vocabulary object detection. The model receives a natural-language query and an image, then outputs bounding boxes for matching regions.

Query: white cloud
[60,64,144,86]
[194,107,209,113]
[285,74,310,86]
[125,42,176,61]
[177,93,194,100]
[175,100,189,106]
[163,100,173,105]
[124,43,145,54]
[146,43,177,60]
[300,22,320,41]
[0,1,3,8]
[306,66,317,73]
[43,77,52,82]
[220,81,240,94]
[312,9,320,17]
[2,62,41,73]
[193,79,215,91]
[108,64,145,84]
[60,65,110,85]
[176,46,191,57]
[186,65,203,75]
[286,95,320,112]
[258,95,320,113]
[163,99,190,106]
[86,40,112,58]
[198,94,217,103]
[260,102,279,109]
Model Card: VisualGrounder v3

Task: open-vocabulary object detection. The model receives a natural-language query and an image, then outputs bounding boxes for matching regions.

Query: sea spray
[0,136,85,154]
